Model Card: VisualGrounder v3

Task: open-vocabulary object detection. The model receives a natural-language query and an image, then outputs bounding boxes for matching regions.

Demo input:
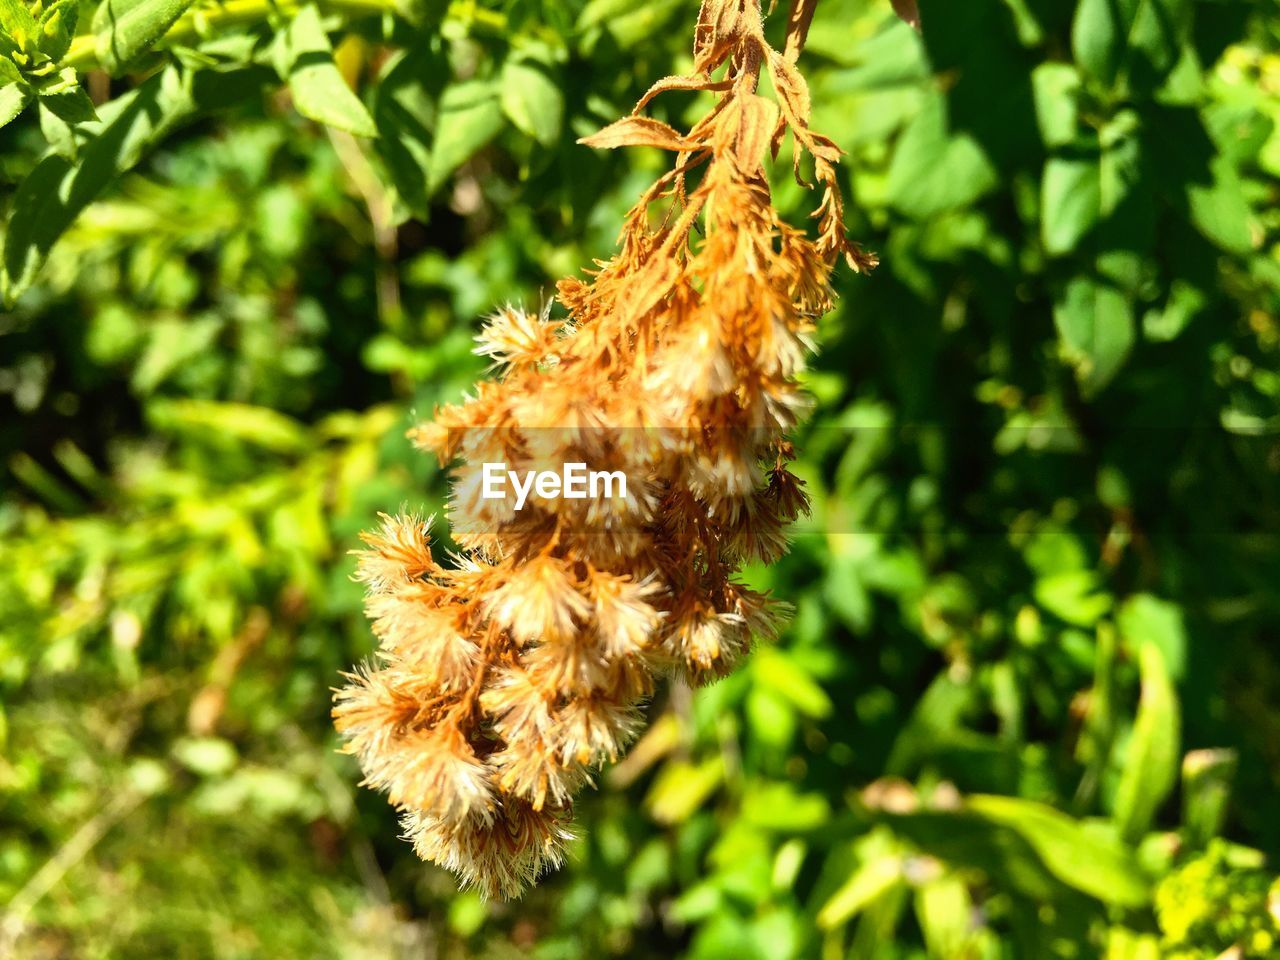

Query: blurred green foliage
[2,0,1280,957]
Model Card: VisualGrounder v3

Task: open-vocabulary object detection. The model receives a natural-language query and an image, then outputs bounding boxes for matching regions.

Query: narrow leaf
[283,5,376,137]
[1112,641,1180,842]
[579,115,690,151]
[967,795,1150,906]
[765,46,811,128]
[915,876,973,958]
[818,833,903,929]
[92,0,197,73]
[633,73,732,114]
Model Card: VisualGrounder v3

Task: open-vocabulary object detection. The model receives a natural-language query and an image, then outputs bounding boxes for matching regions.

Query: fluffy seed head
[334,0,871,898]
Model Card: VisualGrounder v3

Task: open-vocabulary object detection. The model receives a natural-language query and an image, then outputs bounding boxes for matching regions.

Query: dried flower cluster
[334,0,873,898]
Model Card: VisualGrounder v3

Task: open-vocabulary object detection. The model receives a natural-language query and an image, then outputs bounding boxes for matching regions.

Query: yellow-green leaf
[1113,641,1180,842]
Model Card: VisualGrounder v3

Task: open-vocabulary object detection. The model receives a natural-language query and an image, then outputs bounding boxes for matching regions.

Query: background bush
[1,0,1278,957]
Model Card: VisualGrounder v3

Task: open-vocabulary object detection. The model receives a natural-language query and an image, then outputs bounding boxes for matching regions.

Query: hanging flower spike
[334,0,873,899]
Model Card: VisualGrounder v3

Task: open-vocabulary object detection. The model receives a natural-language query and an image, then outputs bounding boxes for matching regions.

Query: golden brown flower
[334,0,873,898]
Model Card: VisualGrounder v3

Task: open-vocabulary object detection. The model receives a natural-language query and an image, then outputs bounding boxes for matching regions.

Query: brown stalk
[783,0,819,62]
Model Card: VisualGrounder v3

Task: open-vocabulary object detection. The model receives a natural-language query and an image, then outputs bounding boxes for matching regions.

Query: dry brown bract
[334,0,874,898]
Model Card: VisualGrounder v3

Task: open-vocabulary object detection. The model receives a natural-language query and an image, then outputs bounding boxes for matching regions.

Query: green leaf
[1181,749,1236,850]
[1072,0,1190,92]
[823,550,871,632]
[0,0,38,49]
[1034,569,1112,626]
[1123,0,1192,91]
[899,799,1076,906]
[887,672,976,775]
[2,64,269,302]
[1143,278,1207,342]
[500,56,563,146]
[147,399,309,453]
[37,0,78,61]
[372,47,445,217]
[741,783,829,831]
[752,648,832,719]
[39,84,97,124]
[886,93,996,220]
[427,79,503,193]
[0,80,28,128]
[1042,116,1146,259]
[282,5,376,138]
[578,0,684,49]
[1117,594,1187,681]
[38,96,78,155]
[746,688,797,750]
[818,833,903,929]
[967,795,1150,906]
[1031,63,1080,149]
[1187,154,1255,253]
[915,875,973,959]
[1053,276,1134,397]
[1112,641,1180,842]
[1042,152,1101,256]
[92,0,198,74]
[1096,114,1154,286]
[1071,0,1130,87]
[644,757,724,825]
[173,737,239,776]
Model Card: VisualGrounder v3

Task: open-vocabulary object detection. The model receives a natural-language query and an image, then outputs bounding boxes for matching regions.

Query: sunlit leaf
[501,55,563,146]
[1117,594,1187,681]
[0,81,28,128]
[1052,275,1134,397]
[886,92,996,218]
[427,79,503,192]
[1112,641,1180,842]
[2,65,269,302]
[37,0,78,61]
[967,795,1150,906]
[818,833,903,929]
[92,0,198,73]
[1042,150,1102,255]
[282,5,376,137]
